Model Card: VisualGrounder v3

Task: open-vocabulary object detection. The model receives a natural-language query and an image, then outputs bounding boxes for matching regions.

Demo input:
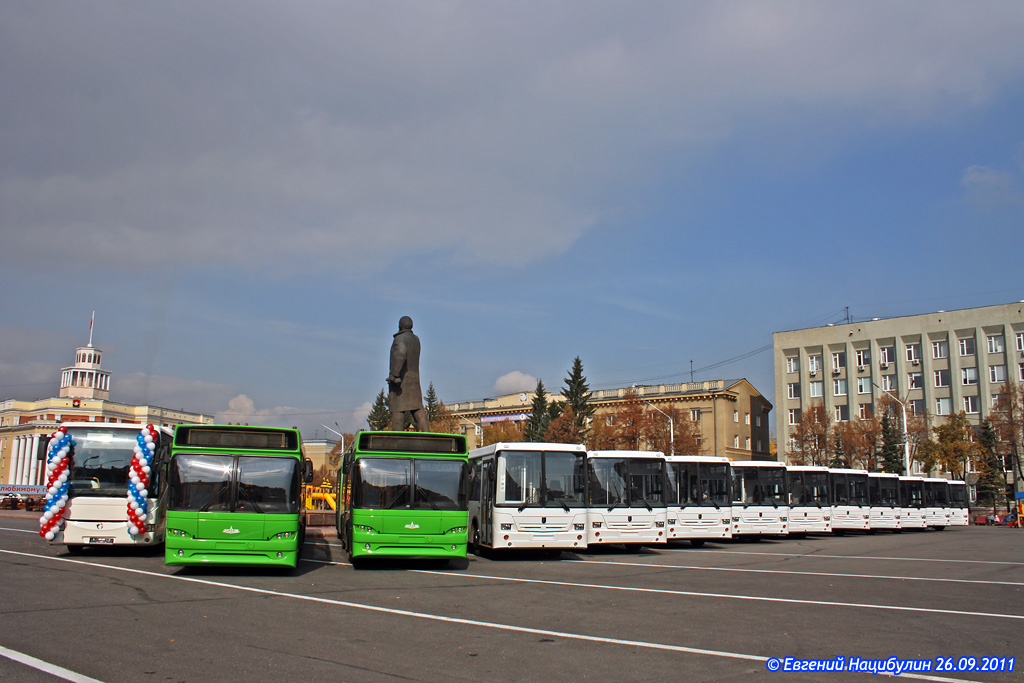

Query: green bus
[337,431,469,565]
[165,424,313,568]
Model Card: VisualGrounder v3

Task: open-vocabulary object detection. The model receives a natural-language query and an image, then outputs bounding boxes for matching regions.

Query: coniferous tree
[366,388,391,431]
[561,357,595,441]
[425,382,441,424]
[879,412,905,474]
[524,380,551,442]
[976,419,1005,510]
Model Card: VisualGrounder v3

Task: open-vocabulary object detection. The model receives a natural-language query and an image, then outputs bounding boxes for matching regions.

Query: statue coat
[388,328,423,413]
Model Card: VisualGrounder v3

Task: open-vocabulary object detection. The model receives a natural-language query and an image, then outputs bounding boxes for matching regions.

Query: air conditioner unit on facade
[832,369,841,375]
[912,359,920,366]
[880,362,889,369]
[809,370,817,377]
[858,365,866,372]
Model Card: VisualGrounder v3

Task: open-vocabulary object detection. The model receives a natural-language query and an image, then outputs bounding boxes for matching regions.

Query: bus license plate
[88,537,114,544]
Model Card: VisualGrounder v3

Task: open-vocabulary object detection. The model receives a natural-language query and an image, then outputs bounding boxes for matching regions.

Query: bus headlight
[574,523,585,531]
[500,523,512,531]
[655,521,665,528]
[592,522,602,529]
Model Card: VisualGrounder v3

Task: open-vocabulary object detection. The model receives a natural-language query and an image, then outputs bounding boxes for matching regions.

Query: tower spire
[88,311,95,347]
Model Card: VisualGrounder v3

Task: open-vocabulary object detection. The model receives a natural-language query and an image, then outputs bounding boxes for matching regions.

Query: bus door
[480,458,495,547]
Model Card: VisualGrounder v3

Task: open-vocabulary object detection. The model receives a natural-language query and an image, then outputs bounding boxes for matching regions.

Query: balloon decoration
[39,426,74,540]
[127,425,158,536]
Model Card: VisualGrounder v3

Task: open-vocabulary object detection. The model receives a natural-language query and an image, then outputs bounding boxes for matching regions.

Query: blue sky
[2,2,1023,439]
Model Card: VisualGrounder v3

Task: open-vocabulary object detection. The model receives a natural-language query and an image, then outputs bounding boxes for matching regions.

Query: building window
[879,346,896,365]
[856,349,870,367]
[1017,332,1024,353]
[990,365,1007,383]
[907,372,923,390]
[932,340,949,359]
[745,437,751,450]
[1020,363,1024,382]
[832,352,846,371]
[834,405,849,422]
[756,439,762,451]
[808,355,822,373]
[909,399,924,416]
[733,435,739,448]
[987,335,1005,353]
[786,356,798,373]
[881,375,895,392]
[745,413,750,425]
[755,415,762,427]
[691,409,701,421]
[961,367,978,386]
[605,415,616,426]
[788,436,797,452]
[475,425,482,436]
[833,379,847,396]
[905,343,921,363]
[858,403,873,419]
[959,337,976,356]
[935,397,952,416]
[733,410,739,423]
[787,383,800,399]
[857,377,872,394]
[788,408,801,426]
[934,369,950,388]
[963,396,979,414]
[809,381,823,397]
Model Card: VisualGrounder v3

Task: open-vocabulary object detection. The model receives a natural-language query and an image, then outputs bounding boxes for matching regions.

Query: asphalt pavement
[0,511,1021,683]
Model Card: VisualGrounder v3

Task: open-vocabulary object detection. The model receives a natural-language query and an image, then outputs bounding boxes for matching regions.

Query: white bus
[923,477,951,530]
[467,442,588,553]
[786,466,831,534]
[664,455,732,546]
[828,468,870,534]
[867,472,901,531]
[44,422,173,551]
[898,476,927,529]
[729,460,788,537]
[948,480,969,526]
[586,450,668,549]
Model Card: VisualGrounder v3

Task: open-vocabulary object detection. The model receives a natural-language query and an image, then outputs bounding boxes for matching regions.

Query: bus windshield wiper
[415,486,439,510]
[385,485,410,509]
[549,495,570,512]
[237,486,264,514]
[518,491,538,513]
[638,497,653,512]
[606,494,624,512]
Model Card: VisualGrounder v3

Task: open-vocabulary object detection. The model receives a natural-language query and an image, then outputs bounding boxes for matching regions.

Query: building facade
[773,301,1024,463]
[1,341,212,487]
[448,378,773,461]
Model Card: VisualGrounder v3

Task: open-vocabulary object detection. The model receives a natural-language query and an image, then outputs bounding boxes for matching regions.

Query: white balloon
[56,499,65,508]
[139,489,148,498]
[58,473,68,483]
[129,526,138,535]
[142,465,151,474]
[45,531,55,541]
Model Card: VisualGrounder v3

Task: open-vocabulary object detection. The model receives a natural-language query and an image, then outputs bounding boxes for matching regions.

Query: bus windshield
[169,454,300,514]
[925,481,949,506]
[949,484,967,507]
[671,462,730,507]
[496,450,586,508]
[869,478,899,507]
[66,427,142,498]
[900,480,924,507]
[789,471,829,506]
[356,457,466,511]
[735,467,786,506]
[588,458,665,509]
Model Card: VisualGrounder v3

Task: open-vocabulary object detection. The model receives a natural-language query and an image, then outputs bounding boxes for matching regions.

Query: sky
[2,2,1024,440]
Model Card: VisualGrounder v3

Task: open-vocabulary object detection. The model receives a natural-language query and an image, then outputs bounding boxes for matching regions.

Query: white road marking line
[0,644,107,683]
[569,559,1024,586]
[659,547,1024,566]
[299,557,1024,622]
[0,549,993,683]
[0,526,38,534]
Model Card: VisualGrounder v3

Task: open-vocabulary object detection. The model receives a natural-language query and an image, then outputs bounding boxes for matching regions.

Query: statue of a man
[387,316,429,432]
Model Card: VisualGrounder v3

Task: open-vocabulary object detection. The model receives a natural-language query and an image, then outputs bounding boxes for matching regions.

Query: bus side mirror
[302,459,314,484]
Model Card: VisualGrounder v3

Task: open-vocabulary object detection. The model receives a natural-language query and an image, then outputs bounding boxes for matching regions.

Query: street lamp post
[872,383,911,475]
[644,401,674,455]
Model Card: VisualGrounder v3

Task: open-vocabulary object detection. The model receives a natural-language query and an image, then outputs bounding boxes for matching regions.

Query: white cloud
[494,371,537,396]
[961,165,1024,208]
[3,3,1023,277]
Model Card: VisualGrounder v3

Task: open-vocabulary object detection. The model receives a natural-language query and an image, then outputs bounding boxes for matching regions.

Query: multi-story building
[773,301,1024,463]
[448,378,773,461]
[1,339,212,488]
